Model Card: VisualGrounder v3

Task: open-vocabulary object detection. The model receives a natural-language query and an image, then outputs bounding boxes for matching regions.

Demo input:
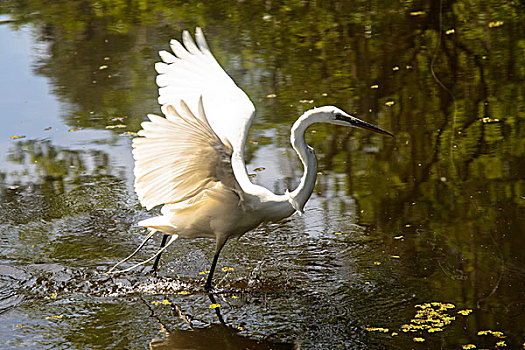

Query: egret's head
[315,106,393,137]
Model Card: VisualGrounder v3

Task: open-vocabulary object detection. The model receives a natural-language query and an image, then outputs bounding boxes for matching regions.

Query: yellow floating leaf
[299,99,314,104]
[120,131,138,136]
[248,174,256,178]
[385,100,395,107]
[321,93,328,96]
[373,261,381,265]
[482,117,500,123]
[488,21,504,28]
[392,66,399,71]
[446,28,455,35]
[391,332,398,336]
[17,324,24,328]
[152,299,172,306]
[253,167,265,171]
[232,295,239,299]
[413,337,425,342]
[496,340,506,347]
[370,84,379,89]
[178,291,189,295]
[428,327,443,333]
[209,303,221,309]
[266,94,277,98]
[462,345,476,349]
[45,315,63,320]
[44,292,57,299]
[105,124,127,129]
[410,11,425,16]
[457,309,472,316]
[394,235,404,239]
[390,255,400,259]
[365,327,389,332]
[68,128,80,132]
[10,135,26,140]
[334,232,342,235]
[237,325,244,330]
[198,270,210,275]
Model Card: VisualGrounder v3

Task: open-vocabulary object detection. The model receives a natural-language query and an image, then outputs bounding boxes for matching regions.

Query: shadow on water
[149,324,295,350]
[147,294,296,350]
[0,0,524,349]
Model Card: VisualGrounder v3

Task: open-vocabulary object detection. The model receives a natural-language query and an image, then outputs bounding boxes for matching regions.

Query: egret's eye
[334,113,344,121]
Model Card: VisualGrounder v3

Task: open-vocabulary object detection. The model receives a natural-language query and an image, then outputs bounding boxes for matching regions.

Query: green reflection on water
[1,0,524,349]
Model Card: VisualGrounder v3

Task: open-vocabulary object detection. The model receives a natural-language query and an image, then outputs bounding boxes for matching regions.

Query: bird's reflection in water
[149,323,295,350]
[148,294,297,350]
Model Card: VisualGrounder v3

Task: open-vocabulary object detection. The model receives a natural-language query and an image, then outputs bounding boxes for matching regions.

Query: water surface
[0,1,524,349]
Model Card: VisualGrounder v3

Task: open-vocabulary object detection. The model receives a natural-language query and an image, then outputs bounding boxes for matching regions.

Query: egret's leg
[204,237,227,291]
[204,251,222,291]
[107,229,157,273]
[208,294,225,325]
[109,234,179,274]
[151,234,169,273]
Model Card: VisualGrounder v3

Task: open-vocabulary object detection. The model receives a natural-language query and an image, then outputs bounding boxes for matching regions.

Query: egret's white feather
[132,98,239,211]
[158,51,177,64]
[156,28,255,159]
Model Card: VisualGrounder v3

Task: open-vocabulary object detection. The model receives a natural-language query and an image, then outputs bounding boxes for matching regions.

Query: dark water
[1,1,524,349]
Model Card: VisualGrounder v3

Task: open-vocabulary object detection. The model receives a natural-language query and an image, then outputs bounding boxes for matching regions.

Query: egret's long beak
[336,114,393,137]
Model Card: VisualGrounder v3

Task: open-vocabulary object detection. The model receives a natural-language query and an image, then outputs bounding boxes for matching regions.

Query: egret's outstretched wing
[155,27,255,154]
[133,98,238,210]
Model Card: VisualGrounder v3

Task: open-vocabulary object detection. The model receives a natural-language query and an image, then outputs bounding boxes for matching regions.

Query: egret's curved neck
[230,109,320,215]
[289,111,319,213]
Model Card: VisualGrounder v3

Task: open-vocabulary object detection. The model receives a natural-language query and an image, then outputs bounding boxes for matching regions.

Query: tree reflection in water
[0,0,524,348]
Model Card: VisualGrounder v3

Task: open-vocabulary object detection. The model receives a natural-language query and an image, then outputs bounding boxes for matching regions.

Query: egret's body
[108,28,392,290]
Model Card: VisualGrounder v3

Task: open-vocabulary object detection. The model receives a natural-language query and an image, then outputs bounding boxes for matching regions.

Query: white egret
[108,28,392,291]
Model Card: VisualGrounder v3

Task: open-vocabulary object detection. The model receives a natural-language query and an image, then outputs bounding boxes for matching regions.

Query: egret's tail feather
[107,229,157,274]
[107,234,179,274]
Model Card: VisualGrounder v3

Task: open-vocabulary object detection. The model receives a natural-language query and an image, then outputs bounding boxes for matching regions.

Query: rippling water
[1,1,524,349]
